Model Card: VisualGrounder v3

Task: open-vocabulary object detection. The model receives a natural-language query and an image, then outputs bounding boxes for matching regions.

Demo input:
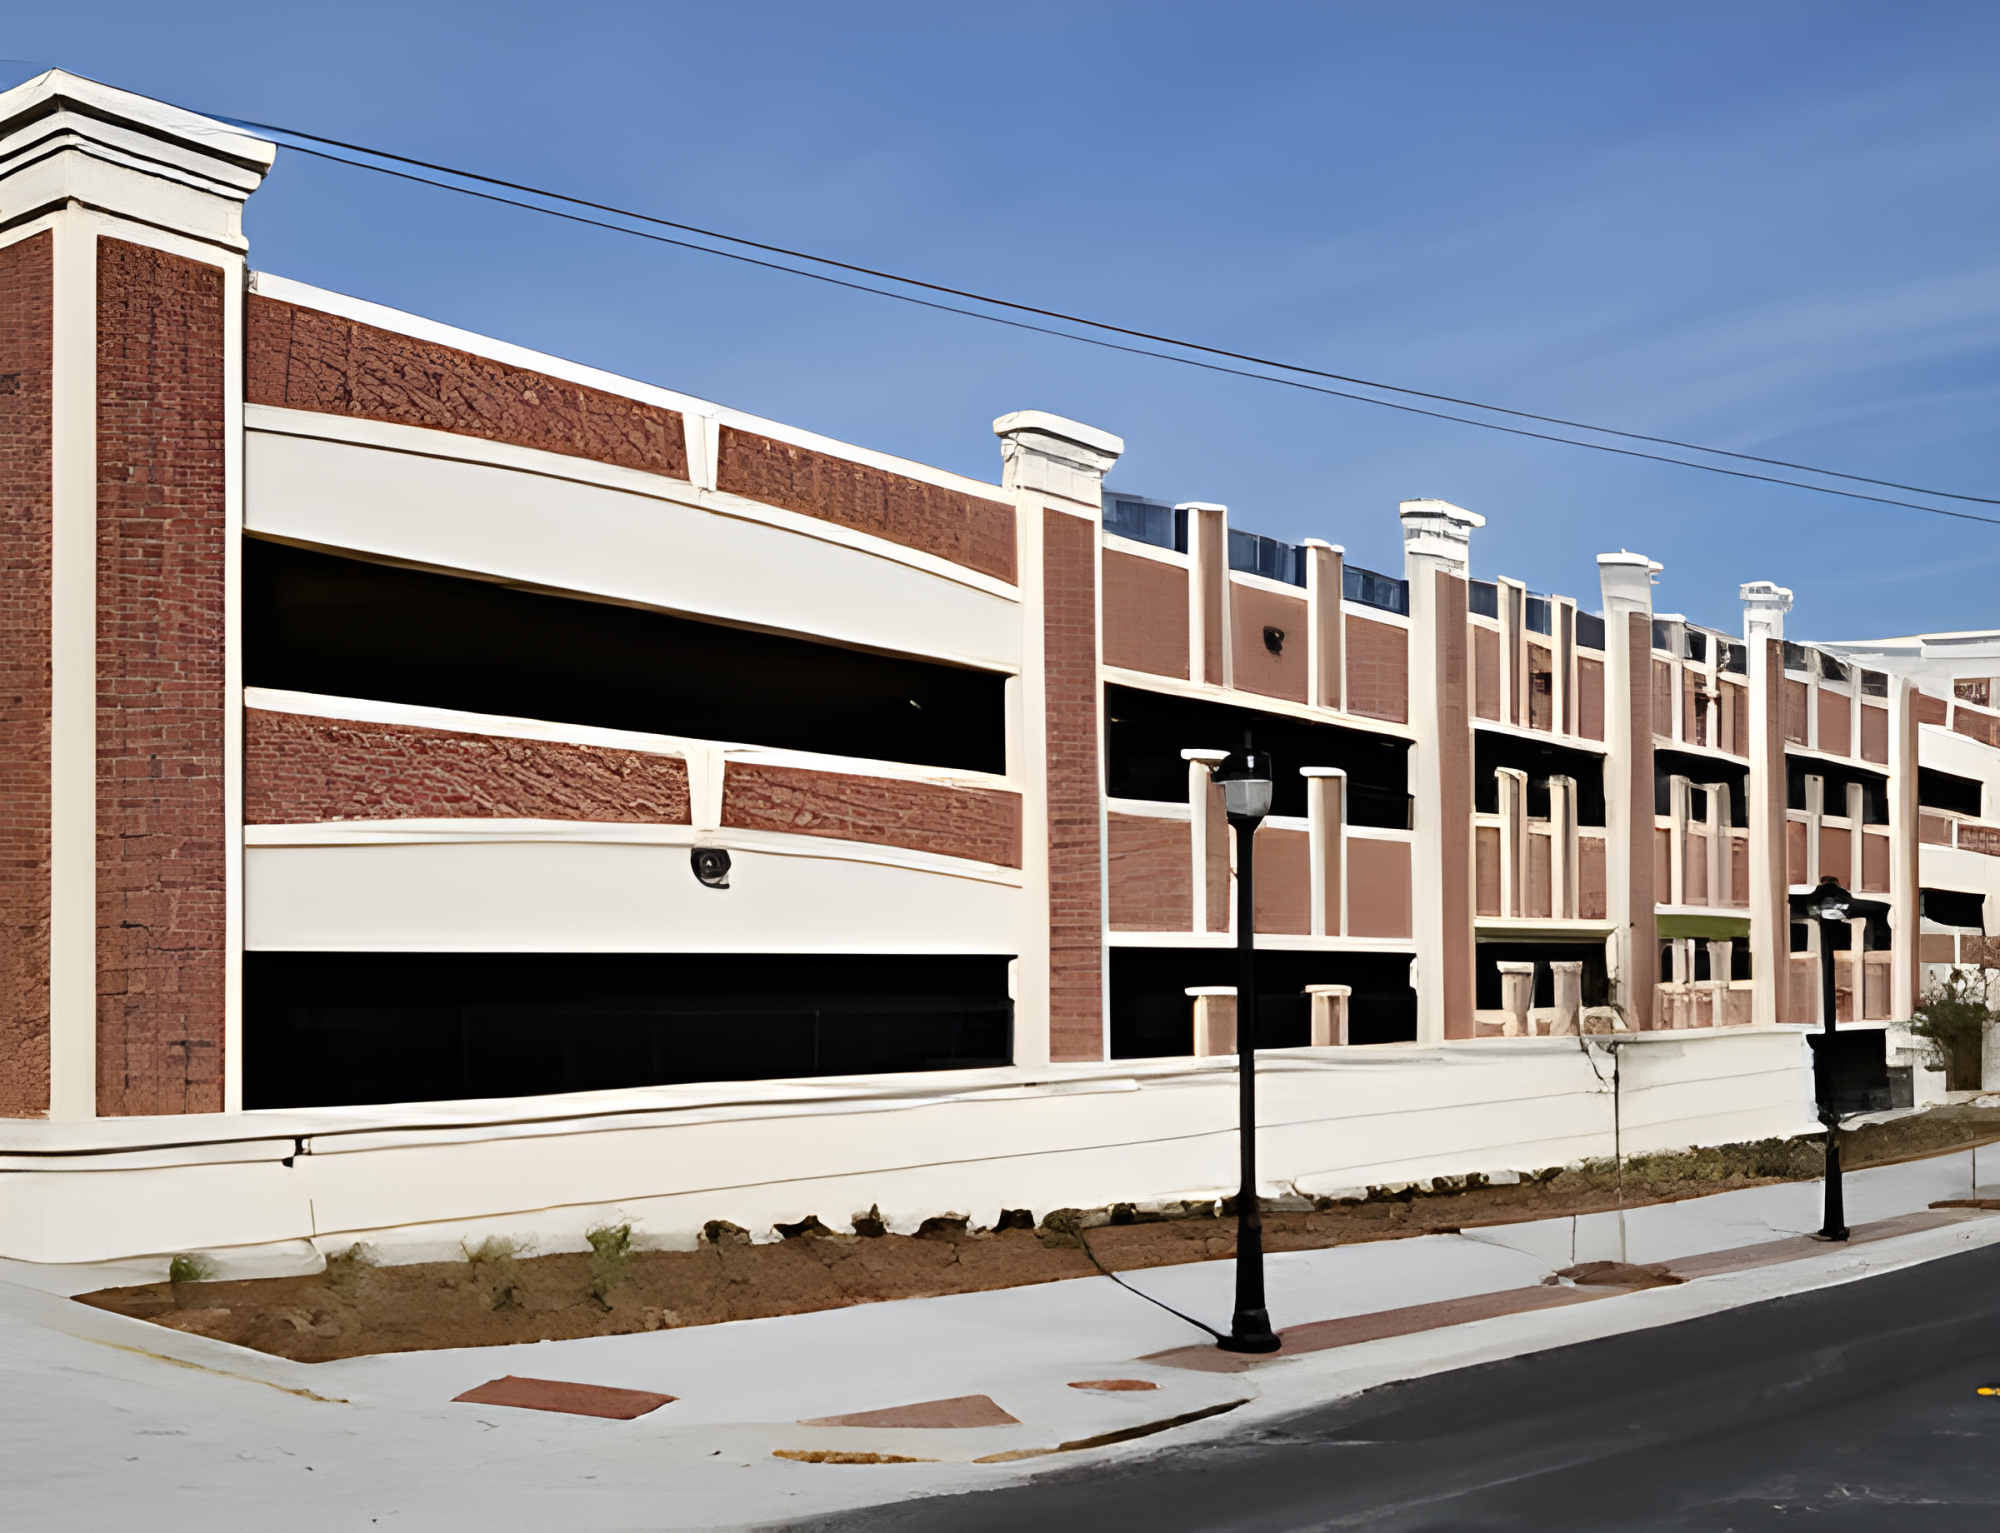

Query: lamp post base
[1217,1310,1283,1354]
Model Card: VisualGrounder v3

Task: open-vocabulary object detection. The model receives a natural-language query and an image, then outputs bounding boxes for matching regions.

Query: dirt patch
[75,1106,2000,1363]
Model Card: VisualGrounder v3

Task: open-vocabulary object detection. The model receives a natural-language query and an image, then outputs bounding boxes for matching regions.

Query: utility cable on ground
[212,112,2000,528]
[1076,1226,1226,1342]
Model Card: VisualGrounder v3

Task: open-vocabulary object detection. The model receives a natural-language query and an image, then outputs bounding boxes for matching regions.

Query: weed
[462,1235,524,1310]
[586,1222,635,1303]
[322,1242,377,1292]
[167,1252,215,1285]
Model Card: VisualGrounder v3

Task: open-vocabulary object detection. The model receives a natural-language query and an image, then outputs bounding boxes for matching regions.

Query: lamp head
[1219,748,1273,824]
[1804,875,1852,923]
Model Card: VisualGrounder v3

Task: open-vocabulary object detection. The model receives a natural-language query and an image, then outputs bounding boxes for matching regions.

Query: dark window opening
[1468,580,1499,619]
[1106,683,1411,826]
[1651,619,1675,653]
[1785,756,1888,823]
[1783,641,1808,673]
[1343,565,1409,615]
[245,952,1013,1109]
[1865,912,1892,951]
[1919,766,1983,818]
[1721,642,1748,675]
[1110,947,1415,1057]
[244,538,1007,773]
[1791,920,1810,952]
[1684,631,1708,663]
[1576,611,1606,651]
[1477,943,1610,1010]
[1922,888,1987,931]
[1525,596,1552,636]
[1733,944,1754,981]
[1474,730,1607,824]
[1860,669,1888,697]
[1819,653,1849,682]
[1655,749,1749,825]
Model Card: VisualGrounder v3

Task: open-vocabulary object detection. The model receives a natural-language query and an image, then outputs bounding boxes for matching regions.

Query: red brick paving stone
[1146,1286,1623,1373]
[801,1394,1020,1429]
[452,1375,676,1419]
[1069,1379,1160,1392]
[1665,1208,1993,1280]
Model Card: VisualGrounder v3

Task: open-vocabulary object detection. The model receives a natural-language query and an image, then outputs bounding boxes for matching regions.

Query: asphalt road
[799,1244,2000,1532]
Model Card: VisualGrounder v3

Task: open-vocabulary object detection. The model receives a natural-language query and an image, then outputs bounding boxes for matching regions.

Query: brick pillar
[0,72,270,1117]
[1741,581,1794,1028]
[994,411,1122,1065]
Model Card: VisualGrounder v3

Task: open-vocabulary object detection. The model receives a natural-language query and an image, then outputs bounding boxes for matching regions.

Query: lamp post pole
[1218,744,1281,1355]
[1790,875,1885,1243]
[1814,903,1848,1242]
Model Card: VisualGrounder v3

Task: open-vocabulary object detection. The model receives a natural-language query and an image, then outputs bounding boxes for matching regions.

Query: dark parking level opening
[245,952,1013,1109]
[244,537,1008,773]
[1109,947,1415,1058]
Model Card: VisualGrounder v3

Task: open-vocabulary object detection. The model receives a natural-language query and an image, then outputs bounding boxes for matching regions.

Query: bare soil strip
[73,1104,2000,1363]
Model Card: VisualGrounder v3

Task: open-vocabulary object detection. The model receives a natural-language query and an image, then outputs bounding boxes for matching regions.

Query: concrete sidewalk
[2,1149,1995,1532]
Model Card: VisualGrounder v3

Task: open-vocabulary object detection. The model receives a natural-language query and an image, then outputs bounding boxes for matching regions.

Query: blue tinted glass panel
[1576,612,1606,650]
[1468,580,1499,618]
[1343,565,1409,615]
[1103,497,1177,551]
[1526,596,1552,635]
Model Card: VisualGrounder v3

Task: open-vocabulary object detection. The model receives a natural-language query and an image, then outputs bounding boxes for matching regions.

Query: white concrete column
[1741,581,1794,1027]
[1306,985,1351,1046]
[1600,550,1662,1029]
[1302,767,1346,937]
[1183,749,1229,934]
[1549,961,1583,1036]
[1187,987,1236,1055]
[1402,498,1485,1043]
[1496,961,1535,1037]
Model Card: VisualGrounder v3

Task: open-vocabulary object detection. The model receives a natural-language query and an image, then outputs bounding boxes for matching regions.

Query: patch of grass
[461,1235,524,1310]
[585,1222,635,1303]
[167,1253,215,1285]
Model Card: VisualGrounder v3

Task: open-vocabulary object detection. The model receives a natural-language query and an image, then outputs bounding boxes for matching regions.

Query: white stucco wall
[0,1028,1820,1269]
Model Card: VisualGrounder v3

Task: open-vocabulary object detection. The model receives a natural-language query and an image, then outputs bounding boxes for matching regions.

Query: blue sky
[13,2,1996,638]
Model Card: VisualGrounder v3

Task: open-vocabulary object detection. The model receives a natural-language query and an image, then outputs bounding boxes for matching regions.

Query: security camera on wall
[691,846,732,889]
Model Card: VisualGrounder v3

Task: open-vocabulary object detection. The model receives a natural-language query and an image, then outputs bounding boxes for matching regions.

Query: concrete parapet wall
[0,1028,1818,1270]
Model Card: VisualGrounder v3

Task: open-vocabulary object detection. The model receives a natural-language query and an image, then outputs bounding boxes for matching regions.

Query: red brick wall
[1912,691,1947,728]
[1107,813,1190,931]
[1817,690,1850,757]
[246,296,688,479]
[723,761,1019,867]
[1251,825,1310,936]
[1229,583,1307,704]
[1579,836,1607,920]
[1435,571,1474,1036]
[1043,508,1102,1059]
[1781,679,1808,744]
[1859,703,1889,764]
[1577,657,1604,741]
[1100,550,1187,679]
[1952,705,2000,748]
[716,427,1015,582]
[246,709,691,825]
[1473,625,1500,720]
[96,239,228,1116]
[1347,837,1411,939]
[0,232,52,1117]
[1344,615,1408,723]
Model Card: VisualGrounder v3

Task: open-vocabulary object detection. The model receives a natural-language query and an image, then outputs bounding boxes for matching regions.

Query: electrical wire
[221,116,2000,526]
[1076,1227,1225,1342]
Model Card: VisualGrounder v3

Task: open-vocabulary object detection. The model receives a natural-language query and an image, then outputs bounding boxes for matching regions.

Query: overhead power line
[220,114,1999,528]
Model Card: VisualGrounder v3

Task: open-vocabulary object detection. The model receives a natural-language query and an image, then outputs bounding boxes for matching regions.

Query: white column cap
[993,411,1123,504]
[1597,549,1663,612]
[1400,498,1485,569]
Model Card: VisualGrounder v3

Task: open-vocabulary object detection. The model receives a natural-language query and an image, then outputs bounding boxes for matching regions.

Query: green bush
[585,1222,635,1303]
[1911,969,1995,1091]
[462,1235,524,1310]
[166,1252,214,1285]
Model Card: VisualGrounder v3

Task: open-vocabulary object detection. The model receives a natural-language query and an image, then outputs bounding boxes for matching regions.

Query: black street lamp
[1790,875,1890,1242]
[1216,740,1281,1355]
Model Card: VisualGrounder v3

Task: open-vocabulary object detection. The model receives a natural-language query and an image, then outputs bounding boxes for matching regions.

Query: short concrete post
[1496,962,1536,1037]
[1707,940,1735,1026]
[1549,962,1583,1036]
[1187,987,1237,1056]
[1305,985,1351,1046]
